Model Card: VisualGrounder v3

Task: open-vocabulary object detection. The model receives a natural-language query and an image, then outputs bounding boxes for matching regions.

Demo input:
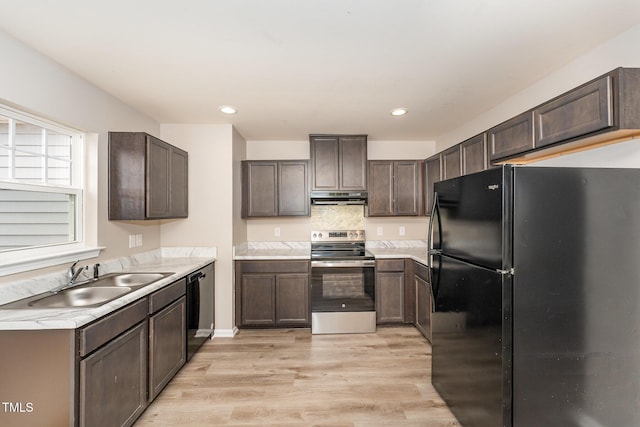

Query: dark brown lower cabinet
[79,321,148,427]
[79,277,189,426]
[414,261,432,342]
[376,271,405,323]
[236,260,310,328]
[276,274,310,325]
[241,274,276,325]
[375,259,414,324]
[149,296,186,400]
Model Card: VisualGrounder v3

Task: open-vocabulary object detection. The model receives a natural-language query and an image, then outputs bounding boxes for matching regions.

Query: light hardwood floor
[135,326,461,426]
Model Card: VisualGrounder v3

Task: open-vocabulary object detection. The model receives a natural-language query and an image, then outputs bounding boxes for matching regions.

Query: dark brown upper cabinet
[488,111,535,162]
[241,160,309,218]
[310,135,367,191]
[368,160,423,216]
[424,154,441,215]
[461,133,488,175]
[534,74,613,149]
[109,132,188,220]
[442,145,462,180]
[492,67,640,163]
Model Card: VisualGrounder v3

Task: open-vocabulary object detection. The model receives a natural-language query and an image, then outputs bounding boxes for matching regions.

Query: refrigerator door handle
[427,192,441,269]
[429,254,440,310]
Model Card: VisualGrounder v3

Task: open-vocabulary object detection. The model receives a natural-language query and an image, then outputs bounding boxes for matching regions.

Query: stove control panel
[311,230,366,242]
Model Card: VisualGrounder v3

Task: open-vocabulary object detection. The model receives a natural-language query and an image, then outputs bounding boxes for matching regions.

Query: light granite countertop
[0,247,216,330]
[233,241,429,265]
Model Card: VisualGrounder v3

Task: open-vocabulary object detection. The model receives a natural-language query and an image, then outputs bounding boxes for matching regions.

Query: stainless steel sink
[28,286,133,308]
[0,271,174,309]
[86,272,171,288]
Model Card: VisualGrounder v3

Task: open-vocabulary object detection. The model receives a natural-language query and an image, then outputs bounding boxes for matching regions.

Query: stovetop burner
[310,230,373,260]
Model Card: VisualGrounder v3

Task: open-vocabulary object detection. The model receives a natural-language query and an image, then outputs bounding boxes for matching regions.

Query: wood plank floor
[135,326,461,426]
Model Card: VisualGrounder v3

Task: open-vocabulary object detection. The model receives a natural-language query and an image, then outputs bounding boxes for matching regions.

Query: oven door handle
[311,260,376,268]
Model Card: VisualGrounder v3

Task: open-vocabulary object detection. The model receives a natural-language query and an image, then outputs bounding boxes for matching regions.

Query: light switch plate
[377,227,383,236]
[399,226,405,236]
[135,234,143,247]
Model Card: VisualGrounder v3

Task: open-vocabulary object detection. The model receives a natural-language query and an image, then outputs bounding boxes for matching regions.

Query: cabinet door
[339,135,367,191]
[310,136,340,191]
[424,155,441,215]
[241,274,276,326]
[461,134,487,175]
[442,145,461,180]
[146,136,171,218]
[170,147,188,218]
[79,321,148,427]
[376,272,405,324]
[415,274,432,342]
[278,161,309,216]
[488,111,535,161]
[243,161,278,217]
[394,160,422,216]
[535,75,613,148]
[367,160,394,216]
[149,297,186,401]
[276,273,310,326]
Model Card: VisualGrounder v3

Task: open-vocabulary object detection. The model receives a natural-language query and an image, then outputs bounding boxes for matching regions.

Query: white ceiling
[1,0,640,141]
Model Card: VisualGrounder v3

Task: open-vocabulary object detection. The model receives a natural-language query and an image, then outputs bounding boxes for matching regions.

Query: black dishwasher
[186,263,215,360]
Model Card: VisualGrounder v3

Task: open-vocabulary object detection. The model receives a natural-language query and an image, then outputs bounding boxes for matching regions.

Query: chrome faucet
[68,260,86,284]
[52,261,87,293]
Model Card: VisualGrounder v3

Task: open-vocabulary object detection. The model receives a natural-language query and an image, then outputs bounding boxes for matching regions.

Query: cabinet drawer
[535,75,613,148]
[79,298,148,357]
[376,259,405,272]
[149,278,186,314]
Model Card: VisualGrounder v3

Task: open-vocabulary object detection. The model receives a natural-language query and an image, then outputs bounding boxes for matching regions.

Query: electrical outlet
[136,234,143,247]
[399,226,406,236]
[377,226,383,236]
[274,227,281,237]
[128,235,135,248]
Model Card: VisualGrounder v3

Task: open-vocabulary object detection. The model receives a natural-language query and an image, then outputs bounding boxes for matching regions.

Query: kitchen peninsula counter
[0,247,216,330]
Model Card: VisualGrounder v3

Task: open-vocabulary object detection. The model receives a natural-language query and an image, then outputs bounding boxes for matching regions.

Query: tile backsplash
[310,205,365,230]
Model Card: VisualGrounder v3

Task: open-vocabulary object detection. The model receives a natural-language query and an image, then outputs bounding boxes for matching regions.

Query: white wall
[0,30,161,284]
[160,124,242,335]
[436,24,640,155]
[246,140,308,160]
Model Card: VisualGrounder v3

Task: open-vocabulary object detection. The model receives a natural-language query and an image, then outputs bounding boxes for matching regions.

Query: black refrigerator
[429,165,640,427]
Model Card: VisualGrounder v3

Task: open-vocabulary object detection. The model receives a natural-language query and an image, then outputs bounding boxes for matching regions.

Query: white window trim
[0,245,104,277]
[0,106,103,277]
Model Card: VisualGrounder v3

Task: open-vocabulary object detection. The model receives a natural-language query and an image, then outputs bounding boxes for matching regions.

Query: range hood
[310,191,368,205]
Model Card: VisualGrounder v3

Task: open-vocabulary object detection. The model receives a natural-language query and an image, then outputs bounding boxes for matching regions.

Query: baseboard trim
[213,327,239,338]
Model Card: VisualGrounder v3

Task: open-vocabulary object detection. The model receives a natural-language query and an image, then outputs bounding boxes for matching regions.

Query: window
[0,105,99,276]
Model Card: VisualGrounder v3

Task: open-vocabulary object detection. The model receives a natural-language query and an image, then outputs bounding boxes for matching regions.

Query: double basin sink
[2,272,173,309]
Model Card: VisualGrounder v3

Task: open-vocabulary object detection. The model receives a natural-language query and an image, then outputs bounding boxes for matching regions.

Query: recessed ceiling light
[390,108,408,116]
[219,106,237,115]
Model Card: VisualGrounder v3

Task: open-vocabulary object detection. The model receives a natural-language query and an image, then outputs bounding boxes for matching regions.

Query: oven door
[310,260,375,312]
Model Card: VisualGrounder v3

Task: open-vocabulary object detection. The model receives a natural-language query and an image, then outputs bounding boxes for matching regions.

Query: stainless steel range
[310,230,376,334]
